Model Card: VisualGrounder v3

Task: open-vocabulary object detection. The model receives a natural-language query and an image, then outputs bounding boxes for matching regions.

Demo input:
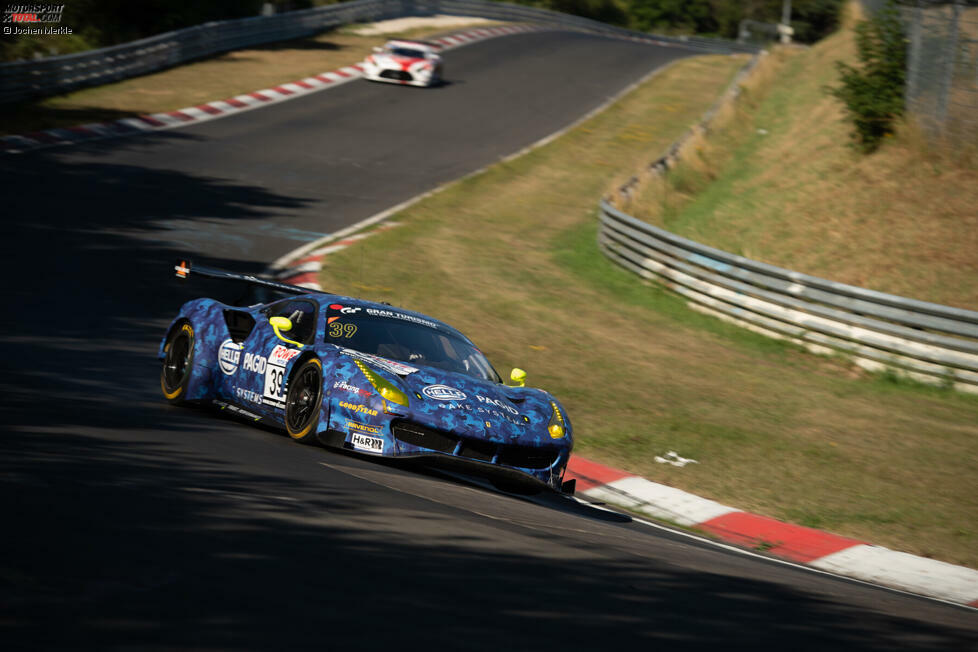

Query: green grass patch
[318,50,978,569]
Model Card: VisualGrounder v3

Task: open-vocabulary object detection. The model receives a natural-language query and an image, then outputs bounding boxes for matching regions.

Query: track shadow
[2,426,975,650]
[1,102,975,651]
[0,104,179,141]
[0,147,312,434]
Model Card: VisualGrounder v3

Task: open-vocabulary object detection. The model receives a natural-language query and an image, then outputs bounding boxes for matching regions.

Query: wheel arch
[283,352,327,443]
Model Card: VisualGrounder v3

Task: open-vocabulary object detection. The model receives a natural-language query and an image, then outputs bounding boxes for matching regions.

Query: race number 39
[263,363,287,408]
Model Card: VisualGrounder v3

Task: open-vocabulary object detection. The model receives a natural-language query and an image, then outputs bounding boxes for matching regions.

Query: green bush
[828,2,907,152]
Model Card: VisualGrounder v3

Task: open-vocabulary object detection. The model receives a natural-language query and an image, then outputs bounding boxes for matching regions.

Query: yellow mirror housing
[269,316,292,331]
[510,368,526,387]
[269,316,303,348]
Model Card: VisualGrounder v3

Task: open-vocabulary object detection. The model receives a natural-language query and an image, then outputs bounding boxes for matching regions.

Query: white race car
[362,39,443,87]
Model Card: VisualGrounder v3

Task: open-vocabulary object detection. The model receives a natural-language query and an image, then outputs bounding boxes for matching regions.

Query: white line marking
[569,494,977,610]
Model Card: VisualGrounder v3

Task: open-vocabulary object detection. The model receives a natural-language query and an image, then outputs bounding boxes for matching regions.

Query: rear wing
[173,259,322,297]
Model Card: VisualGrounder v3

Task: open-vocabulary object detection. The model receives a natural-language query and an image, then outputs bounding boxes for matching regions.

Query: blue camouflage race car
[160,260,575,493]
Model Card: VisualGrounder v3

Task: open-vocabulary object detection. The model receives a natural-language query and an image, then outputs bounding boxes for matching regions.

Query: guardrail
[0,0,757,105]
[598,200,978,393]
[0,0,400,105]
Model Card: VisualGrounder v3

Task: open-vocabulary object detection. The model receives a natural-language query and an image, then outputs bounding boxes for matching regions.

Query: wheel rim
[163,330,192,393]
[287,363,321,435]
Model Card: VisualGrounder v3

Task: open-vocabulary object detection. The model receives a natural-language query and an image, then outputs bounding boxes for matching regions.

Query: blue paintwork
[160,292,573,490]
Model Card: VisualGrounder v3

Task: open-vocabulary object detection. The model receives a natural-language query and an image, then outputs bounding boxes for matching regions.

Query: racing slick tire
[285,358,323,444]
[161,321,195,405]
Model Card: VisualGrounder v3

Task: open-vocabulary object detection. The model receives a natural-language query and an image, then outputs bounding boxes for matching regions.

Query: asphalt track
[1,29,976,649]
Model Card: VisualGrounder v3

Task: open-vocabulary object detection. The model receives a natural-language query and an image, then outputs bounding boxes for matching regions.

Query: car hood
[373,53,430,69]
[397,364,566,447]
[401,367,570,446]
[332,347,570,448]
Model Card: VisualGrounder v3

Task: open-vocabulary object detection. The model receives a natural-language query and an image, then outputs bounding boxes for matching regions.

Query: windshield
[324,310,499,382]
[390,47,426,58]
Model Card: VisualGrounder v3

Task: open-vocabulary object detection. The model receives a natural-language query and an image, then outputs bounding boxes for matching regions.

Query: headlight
[548,401,566,439]
[353,359,409,408]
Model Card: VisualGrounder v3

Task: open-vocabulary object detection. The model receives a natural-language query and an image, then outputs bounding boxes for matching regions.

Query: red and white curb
[268,223,978,609]
[564,457,978,607]
[272,221,400,289]
[242,35,972,608]
[0,24,540,155]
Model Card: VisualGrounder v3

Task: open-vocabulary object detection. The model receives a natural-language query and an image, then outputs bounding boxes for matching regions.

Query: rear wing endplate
[173,259,322,297]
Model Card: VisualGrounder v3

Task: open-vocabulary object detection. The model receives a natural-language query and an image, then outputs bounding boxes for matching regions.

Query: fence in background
[904,0,978,143]
[0,0,756,106]
[861,0,978,145]
[598,200,978,393]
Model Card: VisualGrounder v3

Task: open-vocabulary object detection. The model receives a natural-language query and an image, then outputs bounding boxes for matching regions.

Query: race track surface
[1,29,976,648]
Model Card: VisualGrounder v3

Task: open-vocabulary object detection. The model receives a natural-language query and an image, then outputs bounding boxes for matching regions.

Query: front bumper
[363,66,437,87]
[318,416,571,491]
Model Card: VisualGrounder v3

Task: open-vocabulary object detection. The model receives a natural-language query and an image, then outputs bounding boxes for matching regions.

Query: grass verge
[622,4,978,310]
[0,20,507,137]
[318,52,978,569]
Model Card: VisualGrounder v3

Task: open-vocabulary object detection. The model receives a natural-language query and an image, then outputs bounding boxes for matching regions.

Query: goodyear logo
[340,401,378,416]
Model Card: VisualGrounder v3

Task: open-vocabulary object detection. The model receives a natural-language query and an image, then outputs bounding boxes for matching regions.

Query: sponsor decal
[364,307,438,329]
[219,339,242,375]
[333,380,371,398]
[329,304,362,315]
[347,420,382,435]
[475,394,518,415]
[437,402,472,411]
[340,348,418,376]
[269,344,300,366]
[351,432,384,453]
[422,384,467,401]
[339,401,378,417]
[213,399,262,422]
[243,351,266,374]
[235,386,263,405]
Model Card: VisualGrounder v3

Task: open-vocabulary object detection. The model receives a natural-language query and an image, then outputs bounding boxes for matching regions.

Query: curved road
[1,30,975,649]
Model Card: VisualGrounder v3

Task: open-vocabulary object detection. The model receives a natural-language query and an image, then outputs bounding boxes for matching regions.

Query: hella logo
[422,384,467,401]
[218,339,242,375]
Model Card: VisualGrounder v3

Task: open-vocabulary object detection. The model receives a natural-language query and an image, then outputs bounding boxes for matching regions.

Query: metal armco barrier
[0,0,400,104]
[0,0,756,105]
[598,200,978,393]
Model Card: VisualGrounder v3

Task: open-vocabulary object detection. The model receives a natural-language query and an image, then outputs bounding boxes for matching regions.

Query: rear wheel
[285,358,323,444]
[161,322,194,404]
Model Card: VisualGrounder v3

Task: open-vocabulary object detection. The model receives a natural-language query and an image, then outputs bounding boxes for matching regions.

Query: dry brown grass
[318,53,978,568]
[624,10,978,309]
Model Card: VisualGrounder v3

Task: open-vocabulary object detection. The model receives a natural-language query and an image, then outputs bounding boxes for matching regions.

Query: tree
[828,2,907,152]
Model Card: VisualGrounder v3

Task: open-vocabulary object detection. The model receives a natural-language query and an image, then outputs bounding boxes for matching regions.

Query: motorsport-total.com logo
[4,3,71,35]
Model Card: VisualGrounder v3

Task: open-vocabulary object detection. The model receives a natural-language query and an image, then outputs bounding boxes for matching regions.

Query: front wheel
[285,358,323,444]
[161,322,195,404]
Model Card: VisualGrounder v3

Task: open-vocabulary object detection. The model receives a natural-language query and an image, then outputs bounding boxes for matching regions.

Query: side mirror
[510,368,526,387]
[269,316,303,348]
